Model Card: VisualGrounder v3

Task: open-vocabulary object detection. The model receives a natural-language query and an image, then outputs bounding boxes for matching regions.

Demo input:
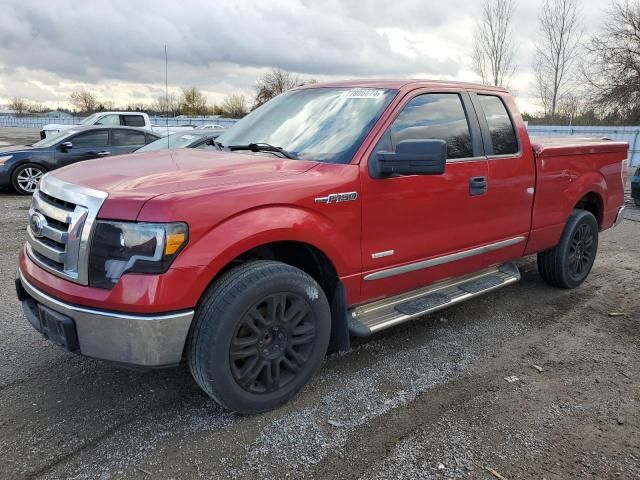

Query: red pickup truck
[16,80,628,413]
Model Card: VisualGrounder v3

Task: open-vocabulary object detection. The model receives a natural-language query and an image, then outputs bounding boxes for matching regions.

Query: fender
[171,204,362,301]
[526,170,607,254]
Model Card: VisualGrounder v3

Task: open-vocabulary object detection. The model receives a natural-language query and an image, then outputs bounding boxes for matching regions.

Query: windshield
[137,131,208,152]
[216,87,396,164]
[31,129,77,148]
[79,113,101,125]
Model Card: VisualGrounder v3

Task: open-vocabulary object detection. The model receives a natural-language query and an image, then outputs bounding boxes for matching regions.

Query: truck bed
[529,136,628,157]
[525,135,628,256]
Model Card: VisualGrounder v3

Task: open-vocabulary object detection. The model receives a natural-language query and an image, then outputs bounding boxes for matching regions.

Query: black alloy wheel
[229,292,316,394]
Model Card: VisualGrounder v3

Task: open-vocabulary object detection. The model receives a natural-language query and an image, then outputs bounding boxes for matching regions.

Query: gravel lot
[0,128,639,479]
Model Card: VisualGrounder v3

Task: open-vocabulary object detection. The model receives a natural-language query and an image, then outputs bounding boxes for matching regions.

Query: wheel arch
[180,206,358,354]
[574,191,604,228]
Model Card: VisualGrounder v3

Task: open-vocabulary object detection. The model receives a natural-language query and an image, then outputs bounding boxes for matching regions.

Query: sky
[0,0,610,114]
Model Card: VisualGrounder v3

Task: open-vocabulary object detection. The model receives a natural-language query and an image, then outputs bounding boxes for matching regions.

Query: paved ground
[0,127,40,146]
[0,129,638,479]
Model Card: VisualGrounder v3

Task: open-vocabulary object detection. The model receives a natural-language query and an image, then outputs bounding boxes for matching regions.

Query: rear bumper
[613,205,626,228]
[16,268,194,368]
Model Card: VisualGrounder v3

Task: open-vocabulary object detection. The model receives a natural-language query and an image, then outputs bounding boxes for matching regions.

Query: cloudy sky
[0,0,610,113]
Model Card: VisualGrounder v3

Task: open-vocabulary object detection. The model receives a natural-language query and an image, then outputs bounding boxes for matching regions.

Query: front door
[360,90,495,301]
[55,129,110,166]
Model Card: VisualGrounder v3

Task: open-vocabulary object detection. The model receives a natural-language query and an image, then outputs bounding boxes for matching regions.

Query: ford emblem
[30,212,47,238]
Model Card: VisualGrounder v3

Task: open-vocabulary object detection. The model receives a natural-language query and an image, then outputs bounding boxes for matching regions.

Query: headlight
[88,221,188,288]
[0,155,13,165]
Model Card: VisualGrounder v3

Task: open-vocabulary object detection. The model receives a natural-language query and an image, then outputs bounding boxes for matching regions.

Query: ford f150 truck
[40,111,195,139]
[16,80,628,413]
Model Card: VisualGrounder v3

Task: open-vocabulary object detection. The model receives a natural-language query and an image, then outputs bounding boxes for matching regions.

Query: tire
[634,198,640,207]
[11,163,46,195]
[537,209,599,289]
[188,260,331,414]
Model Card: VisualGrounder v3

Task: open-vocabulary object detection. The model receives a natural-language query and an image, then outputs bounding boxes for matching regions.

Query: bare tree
[69,89,99,114]
[8,96,29,116]
[254,68,307,108]
[471,0,518,87]
[180,87,208,116]
[28,102,50,114]
[584,1,640,120]
[221,93,249,118]
[153,93,180,116]
[533,0,582,118]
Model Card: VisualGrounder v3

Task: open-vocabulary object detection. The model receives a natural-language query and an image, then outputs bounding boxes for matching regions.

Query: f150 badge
[314,192,358,204]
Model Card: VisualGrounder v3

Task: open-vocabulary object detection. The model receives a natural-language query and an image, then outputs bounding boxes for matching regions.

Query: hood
[42,123,74,131]
[0,144,34,154]
[51,149,318,198]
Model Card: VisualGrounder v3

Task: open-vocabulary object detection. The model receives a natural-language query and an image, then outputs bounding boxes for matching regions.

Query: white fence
[527,125,640,167]
[0,115,238,129]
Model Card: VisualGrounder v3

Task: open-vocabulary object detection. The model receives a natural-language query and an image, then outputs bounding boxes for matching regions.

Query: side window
[389,93,473,159]
[95,114,120,126]
[477,95,518,155]
[112,130,146,147]
[70,130,109,147]
[145,133,160,144]
[123,115,146,127]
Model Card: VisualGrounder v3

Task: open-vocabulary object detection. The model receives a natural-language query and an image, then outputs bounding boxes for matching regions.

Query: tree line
[473,0,640,124]
[6,69,314,119]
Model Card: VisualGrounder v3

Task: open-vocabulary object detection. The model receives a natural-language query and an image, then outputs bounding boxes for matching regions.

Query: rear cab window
[477,95,519,156]
[123,115,146,127]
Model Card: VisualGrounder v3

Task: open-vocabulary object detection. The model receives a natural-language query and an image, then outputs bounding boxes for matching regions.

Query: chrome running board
[348,262,520,336]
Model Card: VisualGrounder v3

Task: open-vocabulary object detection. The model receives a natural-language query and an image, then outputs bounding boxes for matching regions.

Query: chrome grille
[26,174,107,285]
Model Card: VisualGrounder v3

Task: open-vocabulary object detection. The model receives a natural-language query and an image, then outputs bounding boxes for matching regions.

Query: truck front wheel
[188,260,331,413]
[537,209,599,289]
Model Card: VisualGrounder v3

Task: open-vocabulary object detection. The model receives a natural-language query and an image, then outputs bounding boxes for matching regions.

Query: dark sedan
[135,128,227,153]
[0,126,160,194]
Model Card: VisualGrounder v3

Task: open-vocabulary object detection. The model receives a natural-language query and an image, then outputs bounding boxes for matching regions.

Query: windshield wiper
[228,143,296,159]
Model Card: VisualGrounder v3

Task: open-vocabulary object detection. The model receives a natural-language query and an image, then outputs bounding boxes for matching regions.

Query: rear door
[470,92,535,248]
[110,129,148,155]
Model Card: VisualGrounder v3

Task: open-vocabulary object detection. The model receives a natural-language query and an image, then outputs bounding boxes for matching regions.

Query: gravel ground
[0,128,638,479]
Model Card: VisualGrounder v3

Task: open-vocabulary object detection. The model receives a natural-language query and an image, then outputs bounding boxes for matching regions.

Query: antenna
[165,44,170,148]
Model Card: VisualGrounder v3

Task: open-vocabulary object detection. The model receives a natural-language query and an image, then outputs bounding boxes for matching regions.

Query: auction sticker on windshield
[339,89,386,99]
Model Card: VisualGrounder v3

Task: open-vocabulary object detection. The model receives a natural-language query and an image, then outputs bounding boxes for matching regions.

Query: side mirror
[60,141,73,151]
[373,139,447,177]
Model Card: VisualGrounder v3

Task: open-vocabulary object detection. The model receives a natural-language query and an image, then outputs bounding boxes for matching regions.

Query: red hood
[49,149,318,220]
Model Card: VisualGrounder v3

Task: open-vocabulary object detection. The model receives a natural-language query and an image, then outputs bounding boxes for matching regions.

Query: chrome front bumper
[17,269,194,368]
[614,205,626,227]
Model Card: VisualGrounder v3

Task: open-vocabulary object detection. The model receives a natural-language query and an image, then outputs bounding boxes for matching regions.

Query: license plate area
[37,304,80,353]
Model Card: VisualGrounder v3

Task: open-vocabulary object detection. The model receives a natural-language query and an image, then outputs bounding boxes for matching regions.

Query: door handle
[469,176,487,196]
[95,151,111,156]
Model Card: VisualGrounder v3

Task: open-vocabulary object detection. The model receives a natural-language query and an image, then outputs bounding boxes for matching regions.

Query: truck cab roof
[298,79,509,93]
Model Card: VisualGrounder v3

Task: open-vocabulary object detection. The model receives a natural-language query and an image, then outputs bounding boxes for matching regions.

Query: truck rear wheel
[188,260,331,413]
[537,209,599,289]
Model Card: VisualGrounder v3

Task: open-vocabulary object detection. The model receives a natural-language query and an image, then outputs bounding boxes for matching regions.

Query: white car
[40,112,196,139]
